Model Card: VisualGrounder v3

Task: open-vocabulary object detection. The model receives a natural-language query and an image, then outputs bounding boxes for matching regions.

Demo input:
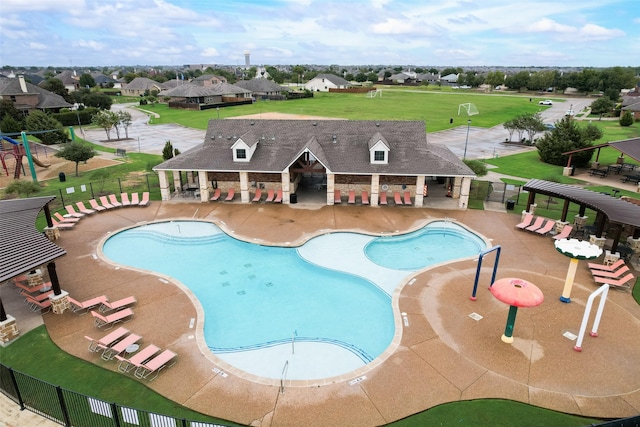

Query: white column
[239,172,249,203]
[458,177,471,209]
[159,171,170,201]
[414,175,426,206]
[370,174,380,206]
[281,172,291,204]
[198,171,209,202]
[172,171,181,194]
[327,174,335,205]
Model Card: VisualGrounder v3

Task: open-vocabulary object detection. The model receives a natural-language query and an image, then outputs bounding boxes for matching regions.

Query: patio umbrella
[490,278,544,343]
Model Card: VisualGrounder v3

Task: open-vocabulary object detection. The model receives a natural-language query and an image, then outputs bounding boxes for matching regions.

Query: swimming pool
[102,220,486,381]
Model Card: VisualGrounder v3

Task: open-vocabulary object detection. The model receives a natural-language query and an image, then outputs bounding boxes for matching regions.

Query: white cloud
[578,24,624,41]
[75,40,104,50]
[1,0,84,12]
[28,42,48,50]
[524,18,575,34]
[201,48,220,57]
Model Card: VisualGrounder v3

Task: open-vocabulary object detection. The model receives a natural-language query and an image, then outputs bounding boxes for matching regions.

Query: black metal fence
[0,364,233,427]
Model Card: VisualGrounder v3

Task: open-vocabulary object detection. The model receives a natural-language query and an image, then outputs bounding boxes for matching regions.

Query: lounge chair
[361,191,369,205]
[129,192,140,206]
[591,265,630,279]
[588,259,626,272]
[14,281,51,294]
[115,344,161,373]
[99,296,137,313]
[99,196,115,209]
[101,333,142,361]
[134,349,177,381]
[274,189,282,203]
[224,189,235,201]
[84,327,130,352]
[68,295,108,314]
[252,189,262,202]
[54,212,80,223]
[75,201,96,215]
[403,191,412,205]
[209,188,221,201]
[121,193,132,207]
[535,220,555,235]
[51,218,75,229]
[380,192,388,205]
[89,199,107,212]
[65,205,85,218]
[553,225,573,240]
[334,190,342,204]
[108,194,123,208]
[515,213,534,229]
[348,190,356,204]
[593,273,635,290]
[260,189,272,203]
[91,308,134,329]
[24,295,51,313]
[393,192,403,205]
[139,192,150,206]
[525,217,546,232]
[20,290,52,303]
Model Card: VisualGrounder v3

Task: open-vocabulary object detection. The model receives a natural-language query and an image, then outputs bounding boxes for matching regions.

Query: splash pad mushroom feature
[554,239,603,303]
[490,278,544,343]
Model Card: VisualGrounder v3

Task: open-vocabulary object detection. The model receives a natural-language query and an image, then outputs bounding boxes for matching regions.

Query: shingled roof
[158,82,250,98]
[154,120,475,177]
[0,77,72,110]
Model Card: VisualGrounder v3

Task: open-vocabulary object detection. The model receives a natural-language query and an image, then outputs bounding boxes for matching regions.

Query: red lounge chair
[89,199,107,211]
[334,190,341,204]
[393,192,403,205]
[525,217,546,232]
[99,196,115,209]
[84,327,130,352]
[20,290,52,302]
[139,192,150,206]
[108,194,123,208]
[115,344,161,373]
[274,189,282,203]
[91,308,134,329]
[101,333,142,361]
[51,218,75,229]
[130,192,140,206]
[225,188,235,201]
[593,273,635,290]
[99,296,137,313]
[265,189,275,202]
[348,190,356,204]
[591,265,630,279]
[54,212,80,223]
[588,259,625,272]
[535,219,555,235]
[553,225,573,240]
[24,295,52,313]
[252,189,262,202]
[65,205,85,218]
[210,188,221,201]
[134,349,177,381]
[361,191,369,205]
[121,193,132,207]
[380,192,388,205]
[515,213,534,229]
[403,191,411,205]
[76,201,96,215]
[68,295,108,314]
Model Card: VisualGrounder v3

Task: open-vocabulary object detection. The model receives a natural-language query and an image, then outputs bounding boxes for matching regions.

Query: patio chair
[379,192,388,205]
[51,218,75,229]
[130,192,141,206]
[64,205,85,218]
[121,193,132,207]
[534,219,556,235]
[75,201,96,215]
[393,192,403,205]
[525,216,546,232]
[115,344,161,373]
[588,258,626,272]
[20,290,52,303]
[99,196,115,209]
[91,308,134,329]
[101,333,142,361]
[209,188,221,201]
[89,199,107,211]
[265,189,275,202]
[84,327,130,352]
[224,188,235,201]
[14,280,51,294]
[252,189,262,202]
[24,295,52,313]
[134,349,177,381]
[591,265,630,279]
[348,190,356,204]
[68,295,108,314]
[334,190,342,204]
[274,189,283,203]
[515,213,534,229]
[99,296,137,313]
[139,192,150,206]
[403,191,412,205]
[108,194,123,208]
[54,212,80,223]
[552,225,573,240]
[593,273,635,290]
[361,191,369,205]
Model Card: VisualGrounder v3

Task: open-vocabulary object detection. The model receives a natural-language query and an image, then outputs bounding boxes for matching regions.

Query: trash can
[570,165,575,176]
[58,172,66,182]
[290,193,298,204]
[506,200,515,210]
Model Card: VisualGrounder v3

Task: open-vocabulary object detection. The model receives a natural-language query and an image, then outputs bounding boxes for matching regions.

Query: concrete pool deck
[33,202,640,426]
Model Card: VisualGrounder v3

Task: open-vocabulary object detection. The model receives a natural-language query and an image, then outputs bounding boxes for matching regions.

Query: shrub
[619,110,634,126]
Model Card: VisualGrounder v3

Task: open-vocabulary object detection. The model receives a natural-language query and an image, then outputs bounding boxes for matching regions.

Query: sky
[1,0,639,68]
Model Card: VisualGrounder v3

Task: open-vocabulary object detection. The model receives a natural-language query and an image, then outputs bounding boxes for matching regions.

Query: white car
[565,110,576,116]
[538,100,553,105]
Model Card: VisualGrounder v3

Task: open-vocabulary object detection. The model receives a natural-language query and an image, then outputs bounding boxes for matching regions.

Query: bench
[621,174,640,184]
[588,168,607,178]
[115,148,127,157]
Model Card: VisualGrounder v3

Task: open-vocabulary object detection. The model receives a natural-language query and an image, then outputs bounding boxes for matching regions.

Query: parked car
[544,123,556,130]
[459,85,471,89]
[538,100,553,105]
[565,110,576,116]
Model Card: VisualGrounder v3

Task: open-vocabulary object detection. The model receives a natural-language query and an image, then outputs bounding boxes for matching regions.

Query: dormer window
[231,135,257,162]
[368,133,390,165]
[236,148,247,159]
[374,150,385,161]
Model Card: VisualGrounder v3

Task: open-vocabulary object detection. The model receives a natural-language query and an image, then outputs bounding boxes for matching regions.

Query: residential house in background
[121,77,166,96]
[193,74,228,86]
[50,70,80,92]
[304,74,351,92]
[158,82,251,109]
[0,75,73,114]
[90,72,117,88]
[235,79,288,100]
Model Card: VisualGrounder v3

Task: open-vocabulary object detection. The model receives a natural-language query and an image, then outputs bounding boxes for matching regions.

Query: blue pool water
[102,220,486,380]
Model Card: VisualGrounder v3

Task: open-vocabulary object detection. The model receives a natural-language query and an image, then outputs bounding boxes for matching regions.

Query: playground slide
[1,135,50,168]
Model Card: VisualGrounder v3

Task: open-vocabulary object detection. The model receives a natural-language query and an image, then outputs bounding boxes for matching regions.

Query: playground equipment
[470,245,502,300]
[458,103,479,116]
[1,134,50,179]
[573,284,609,352]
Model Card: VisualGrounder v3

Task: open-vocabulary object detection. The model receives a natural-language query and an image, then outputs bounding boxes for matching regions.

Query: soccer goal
[458,103,479,116]
[366,89,382,98]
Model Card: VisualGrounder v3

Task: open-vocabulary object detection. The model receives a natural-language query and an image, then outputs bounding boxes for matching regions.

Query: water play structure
[0,134,50,179]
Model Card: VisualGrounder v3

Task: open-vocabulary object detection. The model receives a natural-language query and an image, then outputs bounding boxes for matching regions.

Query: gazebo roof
[0,197,66,282]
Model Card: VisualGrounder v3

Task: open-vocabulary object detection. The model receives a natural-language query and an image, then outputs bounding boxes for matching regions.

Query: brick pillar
[50,290,71,315]
[0,315,20,344]
[44,226,60,241]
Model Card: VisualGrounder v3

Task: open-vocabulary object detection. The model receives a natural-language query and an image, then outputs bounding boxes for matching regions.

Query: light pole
[463,119,471,160]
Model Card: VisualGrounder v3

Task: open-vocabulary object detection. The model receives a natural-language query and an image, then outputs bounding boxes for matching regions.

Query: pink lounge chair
[591,265,630,279]
[525,217,546,232]
[89,199,107,212]
[65,205,85,218]
[209,188,221,201]
[51,218,75,229]
[68,295,108,314]
[108,194,123,208]
[134,349,177,381]
[593,273,635,289]
[76,201,96,215]
[91,308,134,329]
[347,190,356,204]
[224,188,235,201]
[534,219,555,235]
[380,192,388,205]
[101,333,142,361]
[139,192,150,206]
[334,190,342,204]
[265,189,275,202]
[403,191,411,205]
[99,296,137,313]
[515,213,534,229]
[121,193,132,207]
[99,196,115,209]
[14,281,51,294]
[361,191,369,205]
[252,189,262,202]
[25,295,52,313]
[274,189,282,203]
[129,192,140,206]
[553,225,573,240]
[393,192,403,205]
[588,259,626,272]
[85,327,130,352]
[54,212,80,223]
[21,290,52,303]
[115,344,161,373]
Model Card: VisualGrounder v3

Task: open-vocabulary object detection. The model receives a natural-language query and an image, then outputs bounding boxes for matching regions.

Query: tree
[0,99,23,123]
[590,97,614,120]
[354,73,367,83]
[0,114,22,134]
[40,77,73,103]
[75,91,113,110]
[518,112,546,144]
[619,110,634,127]
[79,73,96,88]
[504,71,530,92]
[463,159,487,177]
[485,71,506,90]
[4,180,42,198]
[24,110,68,145]
[366,72,378,82]
[536,118,601,167]
[55,142,96,176]
[92,110,119,140]
[118,111,132,138]
[162,140,174,160]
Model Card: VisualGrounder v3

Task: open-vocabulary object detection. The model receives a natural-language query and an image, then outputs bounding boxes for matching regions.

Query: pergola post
[47,262,70,314]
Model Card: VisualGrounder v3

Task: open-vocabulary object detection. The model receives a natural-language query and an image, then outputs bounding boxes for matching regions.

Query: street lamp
[463,119,471,160]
